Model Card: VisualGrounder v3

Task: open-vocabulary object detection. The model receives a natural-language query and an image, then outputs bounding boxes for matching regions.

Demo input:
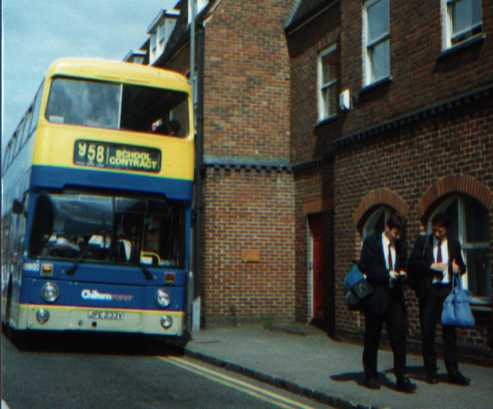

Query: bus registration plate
[88,310,125,321]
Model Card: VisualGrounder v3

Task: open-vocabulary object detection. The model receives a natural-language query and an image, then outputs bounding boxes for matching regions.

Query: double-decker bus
[1,58,194,344]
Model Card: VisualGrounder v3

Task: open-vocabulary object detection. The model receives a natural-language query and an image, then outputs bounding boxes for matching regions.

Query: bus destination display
[74,140,161,173]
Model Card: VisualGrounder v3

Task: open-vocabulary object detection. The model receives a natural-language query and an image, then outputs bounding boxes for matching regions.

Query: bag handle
[452,272,462,290]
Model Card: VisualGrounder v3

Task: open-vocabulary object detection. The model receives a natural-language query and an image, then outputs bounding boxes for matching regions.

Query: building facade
[287,0,493,356]
[128,0,493,357]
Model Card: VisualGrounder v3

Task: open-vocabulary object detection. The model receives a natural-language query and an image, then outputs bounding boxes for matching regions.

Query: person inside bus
[88,231,112,260]
[47,234,80,257]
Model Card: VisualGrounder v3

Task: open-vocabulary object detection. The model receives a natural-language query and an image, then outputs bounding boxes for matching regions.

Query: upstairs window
[443,0,482,48]
[158,23,166,44]
[150,32,157,51]
[363,0,390,85]
[318,45,338,121]
[188,0,209,24]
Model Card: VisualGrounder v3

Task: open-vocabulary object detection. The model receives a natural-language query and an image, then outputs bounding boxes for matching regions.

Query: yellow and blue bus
[1,58,194,343]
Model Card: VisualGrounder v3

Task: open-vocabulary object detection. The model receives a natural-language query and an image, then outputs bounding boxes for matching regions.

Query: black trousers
[419,285,458,375]
[363,300,407,380]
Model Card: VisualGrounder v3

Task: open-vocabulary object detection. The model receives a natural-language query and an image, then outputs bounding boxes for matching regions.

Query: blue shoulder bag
[441,273,475,328]
[344,263,373,310]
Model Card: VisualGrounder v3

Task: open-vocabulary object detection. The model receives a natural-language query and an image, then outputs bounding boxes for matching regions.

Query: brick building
[130,0,493,357]
[286,0,493,356]
[138,0,296,326]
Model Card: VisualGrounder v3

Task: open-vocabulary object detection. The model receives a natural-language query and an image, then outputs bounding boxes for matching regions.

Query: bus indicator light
[41,263,54,276]
[164,273,175,283]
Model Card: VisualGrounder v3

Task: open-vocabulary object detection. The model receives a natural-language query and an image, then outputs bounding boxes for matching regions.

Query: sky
[2,0,177,148]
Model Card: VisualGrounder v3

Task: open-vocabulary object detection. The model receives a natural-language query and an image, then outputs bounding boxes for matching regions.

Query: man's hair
[431,213,449,228]
[386,212,404,230]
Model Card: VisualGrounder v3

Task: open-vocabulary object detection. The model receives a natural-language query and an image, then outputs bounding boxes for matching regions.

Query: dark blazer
[358,233,407,315]
[408,234,466,300]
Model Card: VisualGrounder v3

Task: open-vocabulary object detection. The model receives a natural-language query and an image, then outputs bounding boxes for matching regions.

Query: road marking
[159,356,316,409]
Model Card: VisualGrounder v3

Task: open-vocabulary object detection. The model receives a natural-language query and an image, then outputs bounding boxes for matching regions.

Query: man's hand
[452,259,463,275]
[398,270,407,279]
[431,262,448,272]
[389,270,399,279]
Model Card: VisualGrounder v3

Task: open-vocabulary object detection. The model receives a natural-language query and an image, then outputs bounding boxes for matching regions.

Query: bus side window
[30,82,44,135]
[21,107,33,146]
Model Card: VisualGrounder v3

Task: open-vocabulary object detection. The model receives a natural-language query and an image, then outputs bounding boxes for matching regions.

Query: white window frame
[317,44,338,122]
[428,195,491,304]
[441,0,483,50]
[306,220,314,322]
[362,0,390,86]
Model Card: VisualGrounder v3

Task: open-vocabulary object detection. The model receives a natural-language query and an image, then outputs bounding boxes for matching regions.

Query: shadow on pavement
[2,326,185,357]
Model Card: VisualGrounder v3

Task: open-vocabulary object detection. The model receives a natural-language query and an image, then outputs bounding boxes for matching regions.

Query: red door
[308,214,326,322]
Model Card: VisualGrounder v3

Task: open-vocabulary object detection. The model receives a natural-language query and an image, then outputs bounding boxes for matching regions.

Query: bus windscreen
[29,193,185,268]
[45,77,189,137]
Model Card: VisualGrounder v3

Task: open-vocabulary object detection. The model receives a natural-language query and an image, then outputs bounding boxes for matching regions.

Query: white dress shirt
[432,237,449,285]
[382,233,396,271]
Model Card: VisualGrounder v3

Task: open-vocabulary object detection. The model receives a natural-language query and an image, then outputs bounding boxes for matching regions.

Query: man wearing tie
[408,213,470,385]
[359,213,416,392]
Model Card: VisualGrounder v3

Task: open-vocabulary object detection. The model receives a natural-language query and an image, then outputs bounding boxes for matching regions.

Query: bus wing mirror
[12,199,24,215]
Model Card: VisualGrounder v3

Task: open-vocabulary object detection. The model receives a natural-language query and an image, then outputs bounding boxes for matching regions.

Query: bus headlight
[160,316,173,329]
[156,289,171,307]
[41,282,59,303]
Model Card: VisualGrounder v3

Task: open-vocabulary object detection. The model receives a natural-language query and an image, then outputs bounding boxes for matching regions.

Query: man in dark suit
[359,213,416,392]
[408,213,470,385]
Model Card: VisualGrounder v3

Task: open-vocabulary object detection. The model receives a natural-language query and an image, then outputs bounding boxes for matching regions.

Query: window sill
[315,115,338,128]
[359,76,392,96]
[471,299,492,313]
[438,33,487,60]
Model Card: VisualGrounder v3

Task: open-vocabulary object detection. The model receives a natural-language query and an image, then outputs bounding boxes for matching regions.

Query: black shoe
[365,377,381,390]
[425,373,439,384]
[396,376,417,393]
[448,371,470,386]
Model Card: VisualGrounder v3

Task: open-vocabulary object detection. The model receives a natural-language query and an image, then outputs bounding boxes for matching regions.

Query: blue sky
[2,0,176,148]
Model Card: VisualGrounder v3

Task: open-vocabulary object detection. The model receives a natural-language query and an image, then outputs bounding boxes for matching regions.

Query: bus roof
[46,58,190,92]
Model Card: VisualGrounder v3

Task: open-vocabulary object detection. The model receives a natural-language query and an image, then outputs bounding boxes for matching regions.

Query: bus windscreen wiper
[65,245,92,276]
[141,266,154,281]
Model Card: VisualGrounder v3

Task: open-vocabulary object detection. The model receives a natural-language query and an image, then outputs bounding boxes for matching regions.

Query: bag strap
[452,272,462,289]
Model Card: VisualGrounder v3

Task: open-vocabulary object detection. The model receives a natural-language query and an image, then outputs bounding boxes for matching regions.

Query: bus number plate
[74,140,161,173]
[88,310,125,321]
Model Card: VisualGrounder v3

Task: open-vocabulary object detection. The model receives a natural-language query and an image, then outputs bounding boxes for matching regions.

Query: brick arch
[353,188,410,228]
[418,175,493,220]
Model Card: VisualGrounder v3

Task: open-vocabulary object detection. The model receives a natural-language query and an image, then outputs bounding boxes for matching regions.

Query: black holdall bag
[344,262,373,310]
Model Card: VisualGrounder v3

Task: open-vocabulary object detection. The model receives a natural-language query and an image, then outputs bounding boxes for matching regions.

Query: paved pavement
[185,325,493,409]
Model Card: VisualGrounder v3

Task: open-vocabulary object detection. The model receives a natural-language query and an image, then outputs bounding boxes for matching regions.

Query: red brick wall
[202,167,296,324]
[334,99,493,352]
[203,0,292,159]
[340,0,493,135]
[287,4,341,163]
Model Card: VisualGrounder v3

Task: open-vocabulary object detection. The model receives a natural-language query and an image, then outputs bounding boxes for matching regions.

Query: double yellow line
[159,356,317,409]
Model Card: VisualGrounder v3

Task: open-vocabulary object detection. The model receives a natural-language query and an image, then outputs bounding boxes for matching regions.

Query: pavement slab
[185,325,493,409]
